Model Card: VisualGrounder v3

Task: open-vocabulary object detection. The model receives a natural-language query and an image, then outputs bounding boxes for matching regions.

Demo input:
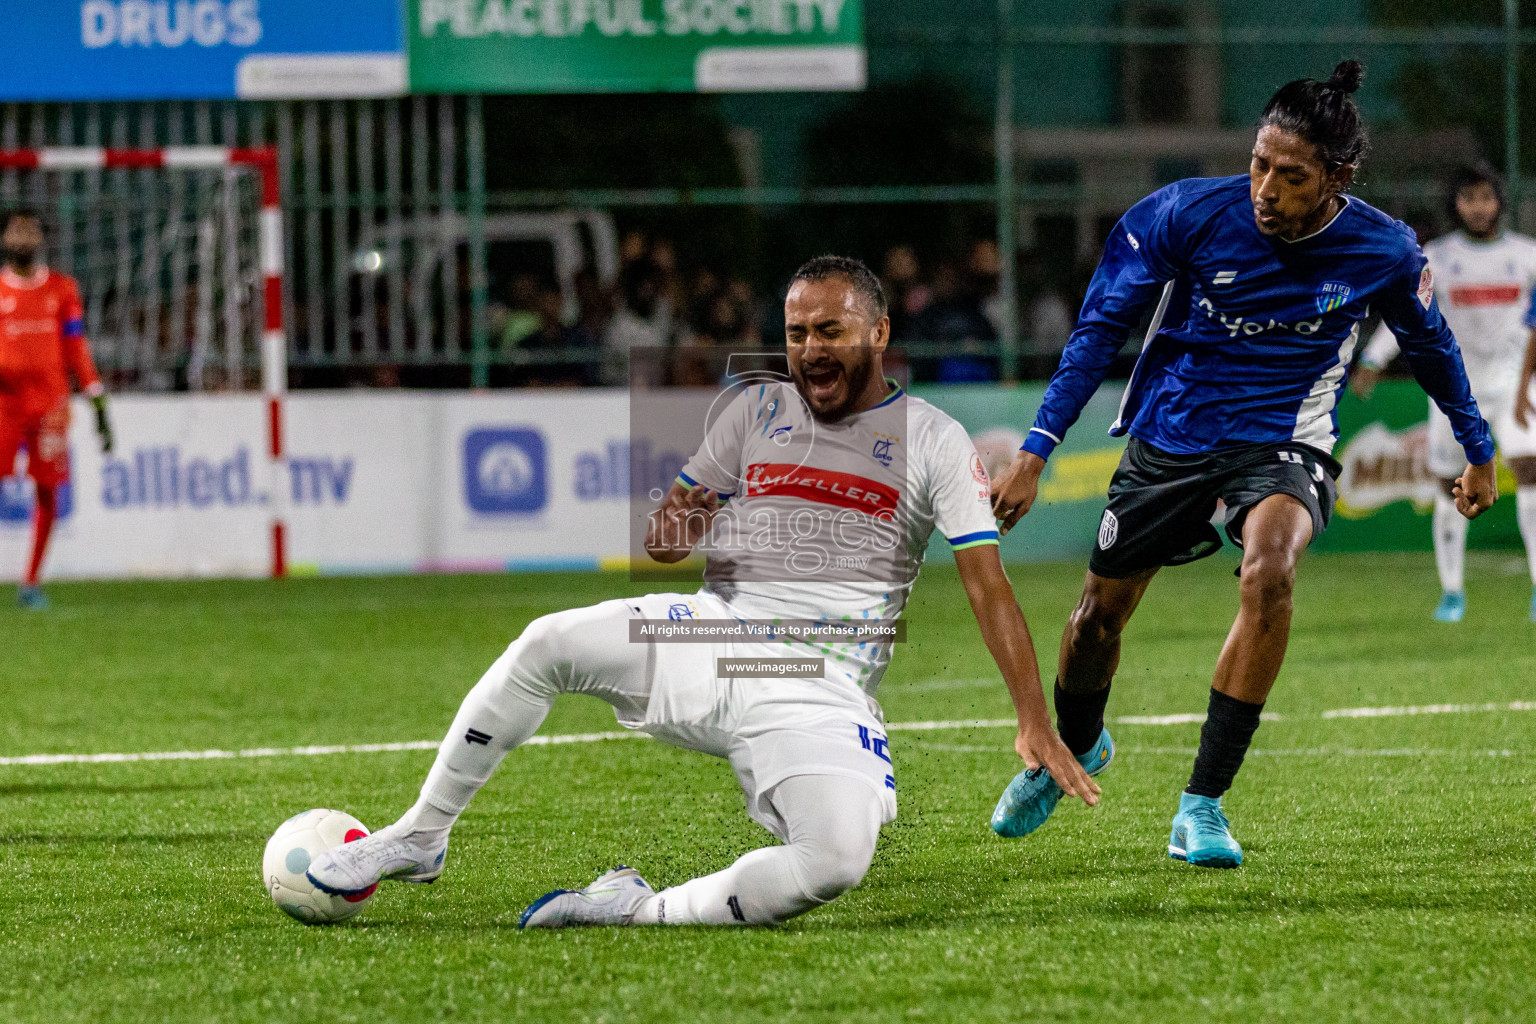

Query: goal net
[0,148,278,393]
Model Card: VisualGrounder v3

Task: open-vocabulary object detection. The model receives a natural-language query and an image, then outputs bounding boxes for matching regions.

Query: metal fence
[3,8,1533,389]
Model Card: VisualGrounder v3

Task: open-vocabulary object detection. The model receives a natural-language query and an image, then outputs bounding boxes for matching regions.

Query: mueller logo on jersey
[743,463,900,516]
[1448,284,1521,307]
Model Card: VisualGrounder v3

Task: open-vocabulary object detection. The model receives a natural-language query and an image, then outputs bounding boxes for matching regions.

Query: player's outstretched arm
[991,450,1046,536]
[953,544,1100,806]
[644,481,721,563]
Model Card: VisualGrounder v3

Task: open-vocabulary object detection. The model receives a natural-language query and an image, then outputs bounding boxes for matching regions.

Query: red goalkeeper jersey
[0,266,100,420]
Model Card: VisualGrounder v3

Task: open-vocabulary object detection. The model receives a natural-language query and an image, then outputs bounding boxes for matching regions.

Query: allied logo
[0,473,73,525]
[1213,270,1237,286]
[871,432,899,467]
[1097,509,1119,550]
[1417,267,1435,309]
[463,427,547,514]
[1315,281,1352,314]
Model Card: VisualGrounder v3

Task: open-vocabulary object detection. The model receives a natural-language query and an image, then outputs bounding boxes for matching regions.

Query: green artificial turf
[1,552,1533,1023]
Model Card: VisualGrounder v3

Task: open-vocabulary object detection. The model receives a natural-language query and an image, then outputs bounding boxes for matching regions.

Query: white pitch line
[905,742,1520,758]
[1321,700,1536,719]
[0,731,638,767]
[1,700,1531,768]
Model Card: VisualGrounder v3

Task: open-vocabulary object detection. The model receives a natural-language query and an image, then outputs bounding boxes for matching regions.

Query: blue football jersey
[1024,175,1495,466]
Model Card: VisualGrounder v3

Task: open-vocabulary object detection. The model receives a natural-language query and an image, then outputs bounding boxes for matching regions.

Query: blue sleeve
[1524,282,1536,330]
[1376,246,1496,465]
[1023,187,1183,460]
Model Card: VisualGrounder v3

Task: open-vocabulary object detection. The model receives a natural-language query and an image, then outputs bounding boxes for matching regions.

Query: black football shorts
[1087,436,1341,580]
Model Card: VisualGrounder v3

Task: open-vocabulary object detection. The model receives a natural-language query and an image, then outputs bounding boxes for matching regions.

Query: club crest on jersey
[1417,267,1434,309]
[1315,281,1351,314]
[1098,509,1119,550]
[667,601,698,621]
[871,432,899,467]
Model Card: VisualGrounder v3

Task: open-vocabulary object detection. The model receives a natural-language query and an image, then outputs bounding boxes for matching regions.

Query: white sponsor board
[0,390,661,580]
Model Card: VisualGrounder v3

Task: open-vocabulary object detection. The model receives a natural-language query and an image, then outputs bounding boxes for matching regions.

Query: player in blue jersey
[986,60,1499,867]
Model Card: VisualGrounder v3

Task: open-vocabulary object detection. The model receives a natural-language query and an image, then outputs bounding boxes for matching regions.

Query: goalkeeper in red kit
[0,209,112,609]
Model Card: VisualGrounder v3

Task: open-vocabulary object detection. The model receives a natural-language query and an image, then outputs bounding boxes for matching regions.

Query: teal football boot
[1434,590,1465,622]
[17,585,48,611]
[1528,588,1535,624]
[1167,792,1243,868]
[991,727,1114,838]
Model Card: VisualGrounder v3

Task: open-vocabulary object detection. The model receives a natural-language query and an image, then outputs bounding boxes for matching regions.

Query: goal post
[0,146,289,578]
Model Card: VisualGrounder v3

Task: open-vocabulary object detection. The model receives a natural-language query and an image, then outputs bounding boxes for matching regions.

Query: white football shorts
[1428,378,1536,478]
[594,591,899,841]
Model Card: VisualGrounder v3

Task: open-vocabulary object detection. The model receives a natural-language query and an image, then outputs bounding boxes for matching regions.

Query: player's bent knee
[1068,598,1130,651]
[798,829,876,904]
[1239,554,1295,614]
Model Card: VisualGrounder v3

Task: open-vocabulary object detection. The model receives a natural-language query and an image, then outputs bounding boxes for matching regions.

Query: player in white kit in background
[1352,161,1536,622]
[305,256,1099,928]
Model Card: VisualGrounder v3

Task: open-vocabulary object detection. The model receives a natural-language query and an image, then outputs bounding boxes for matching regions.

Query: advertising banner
[4,382,1517,583]
[0,1,405,100]
[1318,380,1522,552]
[406,0,865,93]
[910,383,1128,564]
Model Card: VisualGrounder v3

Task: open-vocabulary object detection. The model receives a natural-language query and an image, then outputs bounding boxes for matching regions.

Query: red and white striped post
[0,146,288,577]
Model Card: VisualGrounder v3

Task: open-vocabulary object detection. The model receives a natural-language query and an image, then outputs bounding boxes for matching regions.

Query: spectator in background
[604,257,670,386]
[511,280,598,388]
[880,245,931,342]
[917,244,1000,383]
[489,273,542,351]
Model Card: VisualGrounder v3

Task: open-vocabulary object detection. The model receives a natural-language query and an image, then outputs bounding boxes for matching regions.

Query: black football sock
[1186,688,1265,798]
[1054,680,1111,757]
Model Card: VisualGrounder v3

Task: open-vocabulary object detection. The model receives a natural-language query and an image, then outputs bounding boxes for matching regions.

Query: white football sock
[1433,492,1468,594]
[409,601,651,830]
[1518,487,1536,585]
[634,774,881,926]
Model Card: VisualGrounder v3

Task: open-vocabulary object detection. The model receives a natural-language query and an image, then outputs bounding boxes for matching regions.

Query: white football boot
[306,823,448,896]
[518,866,655,929]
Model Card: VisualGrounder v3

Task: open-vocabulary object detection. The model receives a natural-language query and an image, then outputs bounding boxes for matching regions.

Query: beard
[793,348,878,424]
[3,244,36,270]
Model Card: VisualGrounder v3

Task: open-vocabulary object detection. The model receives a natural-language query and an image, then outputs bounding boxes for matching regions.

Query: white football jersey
[676,379,998,693]
[1361,229,1536,393]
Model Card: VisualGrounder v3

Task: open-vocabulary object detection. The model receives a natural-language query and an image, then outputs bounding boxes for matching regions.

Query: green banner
[407,0,865,93]
[915,380,1523,565]
[913,384,1129,565]
[1319,380,1521,552]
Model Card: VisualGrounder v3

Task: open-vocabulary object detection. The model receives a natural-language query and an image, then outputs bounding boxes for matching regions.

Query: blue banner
[0,1,404,100]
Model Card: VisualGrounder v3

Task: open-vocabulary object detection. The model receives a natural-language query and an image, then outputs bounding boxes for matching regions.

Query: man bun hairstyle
[1259,59,1369,173]
[790,254,888,319]
[1445,158,1506,222]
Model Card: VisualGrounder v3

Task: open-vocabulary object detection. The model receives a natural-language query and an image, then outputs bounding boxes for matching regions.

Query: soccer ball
[261,808,377,924]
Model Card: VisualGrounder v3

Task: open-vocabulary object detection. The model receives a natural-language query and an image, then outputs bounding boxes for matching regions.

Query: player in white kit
[306,256,1099,927]
[1353,161,1536,621]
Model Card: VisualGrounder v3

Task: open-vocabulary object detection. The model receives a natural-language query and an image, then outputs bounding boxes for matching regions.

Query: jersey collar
[870,378,905,410]
[0,265,48,289]
[1273,195,1352,245]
